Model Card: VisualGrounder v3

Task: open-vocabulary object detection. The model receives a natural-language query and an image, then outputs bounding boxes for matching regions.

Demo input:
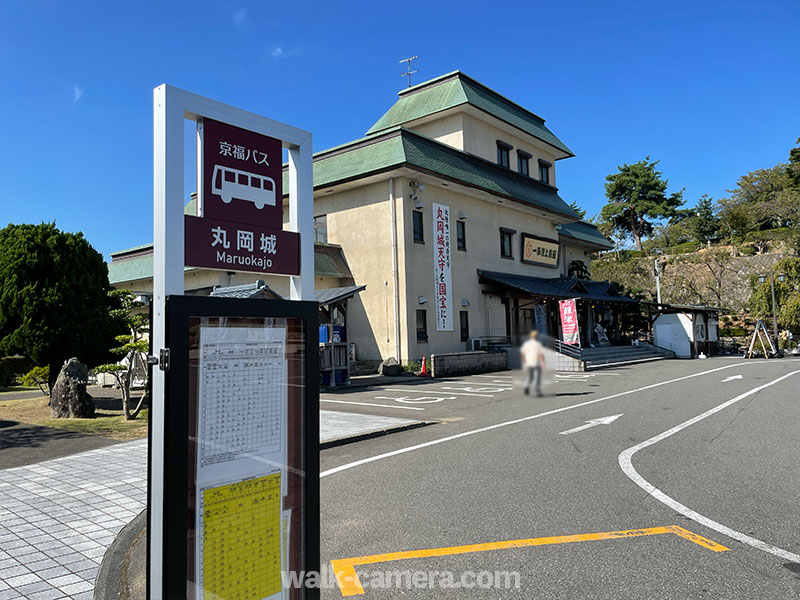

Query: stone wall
[593,249,787,312]
[430,351,507,378]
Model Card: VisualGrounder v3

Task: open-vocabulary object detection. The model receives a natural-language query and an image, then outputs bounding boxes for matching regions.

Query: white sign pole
[289,141,314,300]
[151,85,185,597]
[150,84,313,599]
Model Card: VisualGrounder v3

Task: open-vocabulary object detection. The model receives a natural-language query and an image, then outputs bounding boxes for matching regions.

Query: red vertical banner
[559,299,580,345]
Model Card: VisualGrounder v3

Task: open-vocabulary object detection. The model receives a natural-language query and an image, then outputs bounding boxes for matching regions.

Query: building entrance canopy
[477,270,638,304]
[477,269,639,348]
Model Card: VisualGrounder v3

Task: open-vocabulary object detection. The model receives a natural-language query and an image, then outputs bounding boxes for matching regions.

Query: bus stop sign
[203,118,283,227]
[185,118,301,275]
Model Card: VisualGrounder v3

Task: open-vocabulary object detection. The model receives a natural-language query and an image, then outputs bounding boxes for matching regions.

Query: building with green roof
[110,71,624,365]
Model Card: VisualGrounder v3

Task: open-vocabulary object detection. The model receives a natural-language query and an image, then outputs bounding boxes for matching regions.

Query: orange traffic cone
[421,356,428,376]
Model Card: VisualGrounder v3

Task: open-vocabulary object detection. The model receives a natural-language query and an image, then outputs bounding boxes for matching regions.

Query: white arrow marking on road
[721,374,743,382]
[559,414,623,436]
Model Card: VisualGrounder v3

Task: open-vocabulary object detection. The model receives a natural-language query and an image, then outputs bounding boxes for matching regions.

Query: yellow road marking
[330,525,729,596]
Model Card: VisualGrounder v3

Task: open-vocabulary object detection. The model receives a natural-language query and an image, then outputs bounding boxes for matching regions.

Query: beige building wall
[459,114,559,186]
[408,113,465,151]
[315,179,402,362]
[398,179,566,359]
[562,245,592,278]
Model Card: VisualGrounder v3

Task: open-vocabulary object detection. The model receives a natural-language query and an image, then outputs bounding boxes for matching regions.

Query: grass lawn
[0,391,148,441]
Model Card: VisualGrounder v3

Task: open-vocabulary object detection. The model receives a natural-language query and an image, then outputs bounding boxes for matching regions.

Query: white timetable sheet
[196,324,288,485]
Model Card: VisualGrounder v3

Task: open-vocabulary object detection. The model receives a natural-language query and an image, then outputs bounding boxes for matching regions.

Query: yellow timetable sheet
[202,473,282,600]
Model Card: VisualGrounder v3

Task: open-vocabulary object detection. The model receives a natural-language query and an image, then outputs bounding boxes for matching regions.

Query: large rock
[50,358,95,418]
[378,357,401,376]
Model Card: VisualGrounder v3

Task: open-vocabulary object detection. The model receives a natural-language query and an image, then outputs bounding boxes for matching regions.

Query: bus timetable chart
[198,328,285,467]
[201,473,283,600]
[197,325,287,474]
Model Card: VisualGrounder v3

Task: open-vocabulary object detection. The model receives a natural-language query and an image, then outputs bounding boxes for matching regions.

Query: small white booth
[650,304,722,358]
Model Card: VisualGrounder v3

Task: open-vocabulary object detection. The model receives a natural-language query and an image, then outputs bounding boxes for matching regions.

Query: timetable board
[156,295,320,600]
[195,324,288,600]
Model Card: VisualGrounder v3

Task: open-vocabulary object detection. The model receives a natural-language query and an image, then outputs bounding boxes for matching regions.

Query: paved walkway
[0,441,147,599]
[0,410,425,598]
[320,411,423,445]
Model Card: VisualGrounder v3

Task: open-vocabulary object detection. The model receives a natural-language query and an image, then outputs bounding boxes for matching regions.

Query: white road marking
[559,414,623,435]
[722,374,743,382]
[321,362,755,478]
[320,399,425,411]
[619,369,800,563]
[382,387,495,398]
[474,375,512,379]
[374,395,454,404]
[440,386,511,393]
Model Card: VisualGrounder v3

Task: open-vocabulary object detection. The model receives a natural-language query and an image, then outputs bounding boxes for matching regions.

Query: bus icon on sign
[212,165,276,209]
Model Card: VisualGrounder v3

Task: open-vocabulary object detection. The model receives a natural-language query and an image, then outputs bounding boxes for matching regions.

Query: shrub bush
[0,356,34,387]
[719,327,747,337]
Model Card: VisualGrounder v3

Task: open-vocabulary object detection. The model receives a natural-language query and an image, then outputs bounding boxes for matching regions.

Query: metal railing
[476,336,512,349]
[541,335,583,360]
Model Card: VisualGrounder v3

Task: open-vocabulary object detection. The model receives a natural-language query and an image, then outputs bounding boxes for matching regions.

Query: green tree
[787,137,800,190]
[692,195,720,244]
[748,258,800,332]
[600,157,684,251]
[0,223,120,392]
[96,290,149,420]
[568,201,587,220]
[719,164,799,232]
[16,366,50,396]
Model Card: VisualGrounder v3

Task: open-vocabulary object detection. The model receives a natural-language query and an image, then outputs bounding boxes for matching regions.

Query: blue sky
[1,0,798,259]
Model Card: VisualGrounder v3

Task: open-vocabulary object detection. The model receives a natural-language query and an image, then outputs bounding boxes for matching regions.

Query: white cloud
[266,45,299,60]
[73,85,83,103]
[233,8,247,28]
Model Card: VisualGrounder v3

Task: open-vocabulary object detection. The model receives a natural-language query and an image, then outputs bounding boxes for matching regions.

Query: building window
[460,311,469,342]
[500,228,515,258]
[539,160,551,184]
[517,150,531,176]
[313,215,327,243]
[416,309,428,342]
[456,220,466,251]
[413,210,424,244]
[496,141,512,169]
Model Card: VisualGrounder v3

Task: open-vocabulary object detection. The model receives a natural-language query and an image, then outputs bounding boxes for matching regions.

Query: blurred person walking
[521,330,545,397]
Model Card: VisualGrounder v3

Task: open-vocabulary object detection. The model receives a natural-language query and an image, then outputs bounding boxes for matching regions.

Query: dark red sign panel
[202,118,283,229]
[184,216,299,276]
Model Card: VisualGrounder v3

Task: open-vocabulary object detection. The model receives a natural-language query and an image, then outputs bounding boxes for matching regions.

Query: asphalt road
[319,357,800,599]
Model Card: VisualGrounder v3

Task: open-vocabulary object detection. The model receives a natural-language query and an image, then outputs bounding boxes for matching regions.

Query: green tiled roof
[109,243,154,258]
[107,249,196,285]
[366,72,573,156]
[108,242,352,285]
[282,128,578,220]
[556,221,614,250]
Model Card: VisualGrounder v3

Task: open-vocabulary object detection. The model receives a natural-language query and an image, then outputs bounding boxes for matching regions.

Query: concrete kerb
[320,420,436,450]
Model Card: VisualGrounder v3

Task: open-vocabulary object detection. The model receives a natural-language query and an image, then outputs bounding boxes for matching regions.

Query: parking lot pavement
[319,369,623,422]
[320,358,800,599]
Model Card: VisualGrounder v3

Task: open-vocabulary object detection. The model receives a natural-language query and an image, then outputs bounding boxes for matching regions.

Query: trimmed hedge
[0,356,34,387]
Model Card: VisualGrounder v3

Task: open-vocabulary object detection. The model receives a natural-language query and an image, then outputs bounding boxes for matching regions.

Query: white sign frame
[150,84,313,599]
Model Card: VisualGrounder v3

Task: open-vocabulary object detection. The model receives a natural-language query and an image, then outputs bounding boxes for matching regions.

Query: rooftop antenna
[399,56,418,87]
